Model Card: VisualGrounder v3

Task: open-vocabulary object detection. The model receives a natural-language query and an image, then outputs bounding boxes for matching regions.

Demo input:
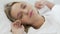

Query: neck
[32,15,45,29]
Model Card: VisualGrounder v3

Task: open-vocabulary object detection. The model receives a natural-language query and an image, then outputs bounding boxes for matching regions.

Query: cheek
[21,16,30,22]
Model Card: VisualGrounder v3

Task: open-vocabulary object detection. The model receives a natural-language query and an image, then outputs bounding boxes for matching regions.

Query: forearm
[12,32,27,34]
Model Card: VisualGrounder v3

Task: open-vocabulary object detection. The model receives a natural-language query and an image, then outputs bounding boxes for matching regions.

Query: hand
[11,20,25,34]
[35,0,46,9]
[35,0,54,9]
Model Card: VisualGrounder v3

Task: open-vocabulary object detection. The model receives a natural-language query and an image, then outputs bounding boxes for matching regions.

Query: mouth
[29,10,33,17]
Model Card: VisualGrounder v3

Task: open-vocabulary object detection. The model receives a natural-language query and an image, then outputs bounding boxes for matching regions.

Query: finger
[35,2,44,9]
[12,20,22,28]
[19,25,25,30]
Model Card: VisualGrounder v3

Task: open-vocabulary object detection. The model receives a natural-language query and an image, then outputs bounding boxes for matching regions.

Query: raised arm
[35,0,55,9]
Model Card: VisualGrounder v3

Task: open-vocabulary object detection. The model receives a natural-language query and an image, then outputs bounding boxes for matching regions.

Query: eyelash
[19,14,23,19]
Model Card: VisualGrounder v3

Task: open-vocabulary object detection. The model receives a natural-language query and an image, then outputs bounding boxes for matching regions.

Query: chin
[32,26,40,29]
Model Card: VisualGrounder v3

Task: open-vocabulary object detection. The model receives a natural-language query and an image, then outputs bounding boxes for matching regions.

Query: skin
[11,2,44,34]
[35,1,54,9]
[11,20,25,34]
[11,2,44,29]
[11,1,54,34]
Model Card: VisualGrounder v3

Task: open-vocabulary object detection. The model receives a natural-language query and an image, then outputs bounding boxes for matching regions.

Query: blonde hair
[4,2,30,33]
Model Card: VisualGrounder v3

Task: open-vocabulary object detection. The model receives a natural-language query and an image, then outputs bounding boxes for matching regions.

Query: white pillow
[0,8,12,34]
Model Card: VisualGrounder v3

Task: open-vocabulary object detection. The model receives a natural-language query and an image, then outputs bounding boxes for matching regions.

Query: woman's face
[11,2,39,25]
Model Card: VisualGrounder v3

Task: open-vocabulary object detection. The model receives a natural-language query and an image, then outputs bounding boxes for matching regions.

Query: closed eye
[19,14,23,19]
[17,12,23,19]
[21,4,26,9]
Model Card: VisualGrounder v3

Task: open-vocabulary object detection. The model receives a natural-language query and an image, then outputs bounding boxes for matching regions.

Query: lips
[29,10,33,17]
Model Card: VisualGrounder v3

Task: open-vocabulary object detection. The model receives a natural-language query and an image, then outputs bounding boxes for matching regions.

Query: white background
[0,0,60,10]
[0,0,60,11]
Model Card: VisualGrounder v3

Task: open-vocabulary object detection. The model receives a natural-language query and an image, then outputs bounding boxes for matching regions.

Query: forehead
[12,3,21,11]
[11,3,22,19]
[11,2,27,19]
[11,2,27,12]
